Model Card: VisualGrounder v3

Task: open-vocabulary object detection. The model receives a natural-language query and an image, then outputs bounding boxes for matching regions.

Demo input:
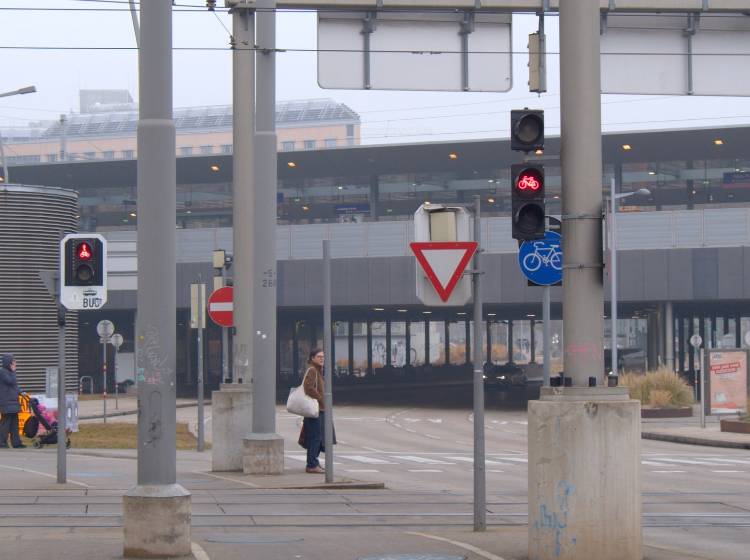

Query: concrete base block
[528,387,642,560]
[211,383,252,471]
[243,432,285,474]
[123,484,191,558]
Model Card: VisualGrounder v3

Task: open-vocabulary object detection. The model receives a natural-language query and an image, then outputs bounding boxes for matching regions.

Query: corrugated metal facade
[0,185,79,392]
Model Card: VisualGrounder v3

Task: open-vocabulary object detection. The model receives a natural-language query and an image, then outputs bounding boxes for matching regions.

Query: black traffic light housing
[511,163,545,240]
[510,109,544,152]
[64,237,105,287]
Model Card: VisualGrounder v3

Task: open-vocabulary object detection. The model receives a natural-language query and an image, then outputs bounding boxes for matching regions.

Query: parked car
[483,362,525,391]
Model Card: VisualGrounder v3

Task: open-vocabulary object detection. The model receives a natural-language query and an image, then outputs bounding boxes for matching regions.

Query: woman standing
[0,354,25,449]
[302,348,327,473]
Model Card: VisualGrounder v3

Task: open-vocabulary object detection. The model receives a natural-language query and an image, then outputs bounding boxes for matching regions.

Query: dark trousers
[303,412,324,468]
[0,413,22,447]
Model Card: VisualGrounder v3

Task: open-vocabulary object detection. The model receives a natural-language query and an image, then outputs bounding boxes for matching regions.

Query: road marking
[405,428,417,433]
[191,541,211,560]
[407,531,507,560]
[423,434,441,440]
[487,469,505,473]
[393,455,455,465]
[697,458,750,465]
[655,458,727,466]
[651,470,686,473]
[193,470,260,488]
[711,470,744,473]
[642,460,676,466]
[497,457,527,463]
[446,456,512,466]
[408,469,443,473]
[362,446,384,453]
[0,464,89,488]
[339,455,397,465]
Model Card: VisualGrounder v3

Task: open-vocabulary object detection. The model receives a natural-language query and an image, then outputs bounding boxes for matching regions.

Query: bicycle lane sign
[518,230,562,286]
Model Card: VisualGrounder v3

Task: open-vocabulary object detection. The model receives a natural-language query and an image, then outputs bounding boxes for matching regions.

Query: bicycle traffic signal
[510,109,544,152]
[60,233,108,310]
[511,163,545,240]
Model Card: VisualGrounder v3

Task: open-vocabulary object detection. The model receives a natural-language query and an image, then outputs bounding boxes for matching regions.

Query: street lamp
[609,179,650,379]
[0,85,37,184]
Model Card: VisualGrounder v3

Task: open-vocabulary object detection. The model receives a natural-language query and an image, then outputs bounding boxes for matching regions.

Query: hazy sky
[2,0,749,145]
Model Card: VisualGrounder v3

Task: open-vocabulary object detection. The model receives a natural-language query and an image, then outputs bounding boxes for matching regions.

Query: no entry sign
[207,286,233,327]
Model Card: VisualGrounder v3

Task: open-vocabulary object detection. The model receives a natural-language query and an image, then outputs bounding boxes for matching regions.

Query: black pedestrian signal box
[510,109,544,152]
[64,236,105,287]
[511,163,545,240]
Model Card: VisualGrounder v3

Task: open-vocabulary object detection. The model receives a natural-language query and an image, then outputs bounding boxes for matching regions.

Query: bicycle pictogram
[522,239,562,272]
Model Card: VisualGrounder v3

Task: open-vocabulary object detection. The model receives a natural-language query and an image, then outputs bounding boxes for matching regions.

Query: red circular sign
[207,286,233,327]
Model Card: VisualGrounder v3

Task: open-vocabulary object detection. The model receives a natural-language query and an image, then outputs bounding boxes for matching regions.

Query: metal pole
[230,1,255,386]
[0,131,8,184]
[560,0,604,387]
[252,0,278,436]
[102,339,108,424]
[57,303,67,483]
[114,344,119,410]
[542,286,551,386]
[699,347,706,428]
[135,0,177,486]
[472,195,486,531]
[197,312,205,452]
[59,114,67,162]
[611,177,618,378]
[665,301,674,371]
[323,240,334,483]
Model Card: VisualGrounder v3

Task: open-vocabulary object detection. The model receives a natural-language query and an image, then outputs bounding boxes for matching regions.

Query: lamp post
[0,86,37,184]
[610,179,650,379]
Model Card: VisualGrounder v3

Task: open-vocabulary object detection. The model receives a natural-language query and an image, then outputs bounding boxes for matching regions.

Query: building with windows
[0,91,360,167]
[6,124,750,397]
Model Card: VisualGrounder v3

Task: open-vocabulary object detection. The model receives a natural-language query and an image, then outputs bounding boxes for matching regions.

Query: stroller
[20,394,71,449]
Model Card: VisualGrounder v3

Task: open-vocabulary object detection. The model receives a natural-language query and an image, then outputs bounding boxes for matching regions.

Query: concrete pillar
[529,387,641,560]
[211,384,252,471]
[243,433,284,474]
[123,485,191,558]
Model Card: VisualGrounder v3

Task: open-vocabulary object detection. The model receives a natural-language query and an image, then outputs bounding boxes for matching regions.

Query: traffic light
[510,109,544,152]
[511,163,545,240]
[63,236,105,287]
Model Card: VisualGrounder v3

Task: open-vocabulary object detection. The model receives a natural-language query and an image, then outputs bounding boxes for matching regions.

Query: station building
[5,123,750,396]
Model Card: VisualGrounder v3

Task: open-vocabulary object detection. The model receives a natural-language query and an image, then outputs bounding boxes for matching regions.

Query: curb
[79,401,203,421]
[642,431,750,450]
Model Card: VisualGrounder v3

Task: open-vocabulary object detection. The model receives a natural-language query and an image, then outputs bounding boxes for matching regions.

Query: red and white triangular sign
[410,241,478,302]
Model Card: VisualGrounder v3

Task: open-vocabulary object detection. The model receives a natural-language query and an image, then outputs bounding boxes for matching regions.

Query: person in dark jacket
[0,354,25,448]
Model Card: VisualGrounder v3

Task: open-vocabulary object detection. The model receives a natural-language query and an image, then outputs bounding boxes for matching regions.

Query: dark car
[483,362,525,391]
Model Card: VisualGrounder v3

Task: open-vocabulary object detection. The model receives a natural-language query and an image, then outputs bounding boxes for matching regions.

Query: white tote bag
[286,370,320,418]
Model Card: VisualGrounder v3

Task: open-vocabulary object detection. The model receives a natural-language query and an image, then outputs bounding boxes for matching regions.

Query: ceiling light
[488,179,494,183]
[526,314,536,318]
[301,205,309,211]
[129,212,137,217]
[487,197,495,203]
[457,312,467,316]
[648,170,656,176]
[185,210,192,214]
[621,144,632,151]
[373,307,384,311]
[210,164,220,172]
[422,311,432,314]
[337,185,344,190]
[448,152,458,160]
[534,149,543,155]
[397,308,408,313]
[424,201,430,205]
[487,313,496,317]
[287,161,296,168]
[713,139,724,146]
[386,208,393,213]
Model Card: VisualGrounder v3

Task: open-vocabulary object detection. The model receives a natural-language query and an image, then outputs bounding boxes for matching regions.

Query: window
[180,146,193,156]
[303,139,316,151]
[324,138,337,149]
[281,141,295,152]
[347,138,355,147]
[346,124,354,137]
[221,144,232,154]
[46,154,58,163]
[103,151,114,160]
[200,145,213,155]
[84,151,96,160]
[122,150,134,159]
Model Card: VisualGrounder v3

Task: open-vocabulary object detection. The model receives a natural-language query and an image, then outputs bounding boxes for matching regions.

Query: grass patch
[619,366,694,408]
[64,422,208,449]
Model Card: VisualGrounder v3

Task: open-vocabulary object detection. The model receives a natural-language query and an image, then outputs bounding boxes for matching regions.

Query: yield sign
[207,286,233,327]
[409,242,477,302]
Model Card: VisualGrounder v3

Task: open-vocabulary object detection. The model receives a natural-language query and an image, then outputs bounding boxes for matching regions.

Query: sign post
[191,283,206,452]
[111,333,123,410]
[96,320,114,424]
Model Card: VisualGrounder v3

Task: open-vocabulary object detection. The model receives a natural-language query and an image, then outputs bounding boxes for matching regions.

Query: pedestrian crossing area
[285,452,750,475]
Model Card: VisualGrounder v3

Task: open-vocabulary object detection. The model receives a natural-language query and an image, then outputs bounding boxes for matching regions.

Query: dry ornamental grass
[60,422,207,449]
[619,366,694,409]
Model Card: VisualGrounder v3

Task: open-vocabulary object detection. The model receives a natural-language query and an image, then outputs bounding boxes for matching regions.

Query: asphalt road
[1,402,748,559]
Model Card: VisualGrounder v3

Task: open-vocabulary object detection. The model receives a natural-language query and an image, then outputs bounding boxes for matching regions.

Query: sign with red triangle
[409,241,478,302]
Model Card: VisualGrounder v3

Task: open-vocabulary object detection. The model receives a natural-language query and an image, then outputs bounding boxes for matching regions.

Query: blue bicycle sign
[518,230,563,286]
